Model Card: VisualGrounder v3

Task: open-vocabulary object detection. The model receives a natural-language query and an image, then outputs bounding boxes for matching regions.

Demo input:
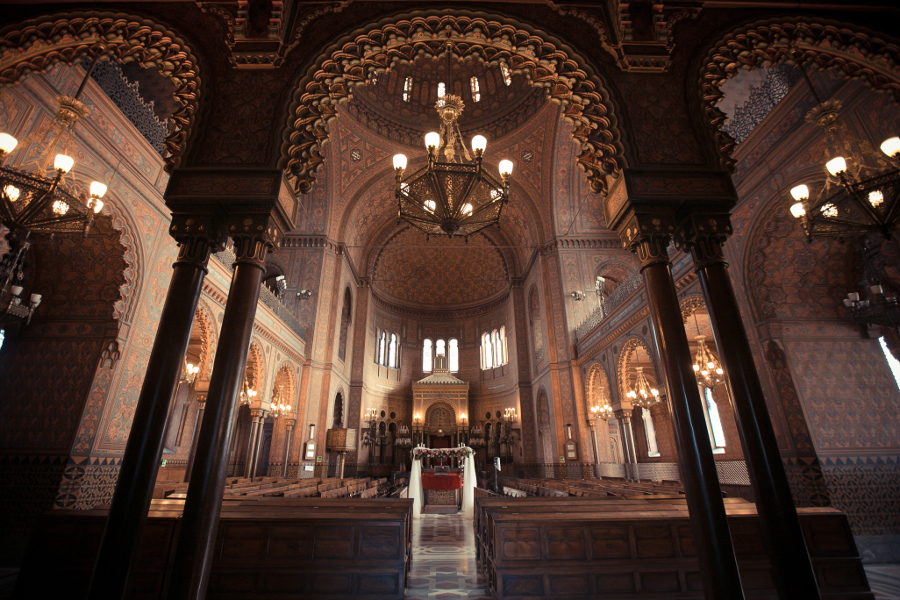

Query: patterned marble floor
[405,513,492,599]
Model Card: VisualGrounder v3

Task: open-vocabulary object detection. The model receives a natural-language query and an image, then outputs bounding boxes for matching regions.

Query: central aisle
[405,514,491,599]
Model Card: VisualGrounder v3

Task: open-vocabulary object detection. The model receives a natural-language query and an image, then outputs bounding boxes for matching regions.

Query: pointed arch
[0,10,206,171]
[695,16,900,171]
[282,13,627,194]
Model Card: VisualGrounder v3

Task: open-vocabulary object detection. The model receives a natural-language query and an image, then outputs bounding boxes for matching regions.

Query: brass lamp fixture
[239,381,257,406]
[393,39,513,239]
[626,367,659,408]
[589,402,614,421]
[786,52,900,241]
[270,385,292,419]
[1,57,108,329]
[181,360,200,384]
[692,335,725,388]
[503,407,518,425]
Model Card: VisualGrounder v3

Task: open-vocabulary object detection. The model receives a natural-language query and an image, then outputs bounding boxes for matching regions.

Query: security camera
[297,289,312,300]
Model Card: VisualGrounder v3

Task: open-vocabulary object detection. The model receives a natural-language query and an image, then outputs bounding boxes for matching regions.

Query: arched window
[423,339,433,372]
[470,76,481,102]
[703,387,727,449]
[376,330,386,365]
[337,288,352,362]
[499,326,508,365]
[449,339,459,372]
[491,329,502,367]
[641,408,659,457]
[436,339,446,357]
[481,333,493,370]
[402,76,413,102]
[388,333,398,368]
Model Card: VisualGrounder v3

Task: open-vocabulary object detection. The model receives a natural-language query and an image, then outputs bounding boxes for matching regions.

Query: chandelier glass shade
[181,360,199,384]
[692,335,725,388]
[393,42,512,239]
[626,367,659,408]
[239,383,257,406]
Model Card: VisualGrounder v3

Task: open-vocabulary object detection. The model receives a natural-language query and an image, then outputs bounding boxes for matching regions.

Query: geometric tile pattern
[406,514,491,599]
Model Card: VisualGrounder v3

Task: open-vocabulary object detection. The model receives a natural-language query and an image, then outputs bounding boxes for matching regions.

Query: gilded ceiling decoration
[0,12,203,172]
[698,17,900,172]
[283,14,625,195]
[371,227,509,309]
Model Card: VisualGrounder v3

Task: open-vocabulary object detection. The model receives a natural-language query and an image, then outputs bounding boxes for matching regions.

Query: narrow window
[388,333,398,368]
[403,76,413,102]
[436,339,446,357]
[470,76,481,102]
[481,333,493,370]
[377,330,386,365]
[449,339,459,373]
[880,337,900,392]
[704,387,727,449]
[500,63,512,86]
[423,339,433,373]
[499,326,508,365]
[642,408,660,457]
[492,329,502,367]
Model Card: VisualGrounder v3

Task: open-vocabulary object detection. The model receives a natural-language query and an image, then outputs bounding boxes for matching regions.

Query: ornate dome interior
[349,53,546,148]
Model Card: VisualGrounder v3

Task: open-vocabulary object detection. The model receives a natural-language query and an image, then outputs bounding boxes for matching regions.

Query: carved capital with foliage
[674,213,734,270]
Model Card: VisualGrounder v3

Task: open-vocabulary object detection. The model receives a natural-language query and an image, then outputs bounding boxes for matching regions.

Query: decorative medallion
[350,148,362,162]
[522,149,533,163]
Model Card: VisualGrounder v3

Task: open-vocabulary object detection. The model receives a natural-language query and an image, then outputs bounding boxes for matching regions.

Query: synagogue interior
[1,1,899,599]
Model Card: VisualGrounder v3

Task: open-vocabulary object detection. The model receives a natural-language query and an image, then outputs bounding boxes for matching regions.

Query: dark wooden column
[87,215,225,600]
[164,168,290,600]
[678,216,821,600]
[604,170,745,599]
[632,231,745,599]
[183,397,206,482]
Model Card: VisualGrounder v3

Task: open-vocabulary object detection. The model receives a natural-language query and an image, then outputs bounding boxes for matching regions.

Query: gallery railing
[574,272,643,341]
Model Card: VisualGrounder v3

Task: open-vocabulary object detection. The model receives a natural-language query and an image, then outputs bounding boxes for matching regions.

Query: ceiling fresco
[371,226,510,309]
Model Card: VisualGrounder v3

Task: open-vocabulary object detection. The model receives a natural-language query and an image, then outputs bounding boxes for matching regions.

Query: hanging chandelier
[692,335,725,388]
[589,402,614,421]
[392,40,513,239]
[786,54,900,241]
[626,367,659,408]
[1,57,108,329]
[239,381,257,406]
[270,385,292,419]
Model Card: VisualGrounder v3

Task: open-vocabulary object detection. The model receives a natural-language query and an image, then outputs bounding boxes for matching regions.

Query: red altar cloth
[422,473,462,491]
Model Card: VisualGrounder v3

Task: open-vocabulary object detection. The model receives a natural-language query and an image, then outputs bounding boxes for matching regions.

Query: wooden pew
[481,501,872,599]
[14,497,414,600]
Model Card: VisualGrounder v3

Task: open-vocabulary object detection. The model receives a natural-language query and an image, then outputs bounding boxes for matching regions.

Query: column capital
[613,409,632,424]
[604,168,737,266]
[284,418,297,430]
[169,213,229,269]
[674,212,734,270]
[164,168,293,265]
[249,407,267,419]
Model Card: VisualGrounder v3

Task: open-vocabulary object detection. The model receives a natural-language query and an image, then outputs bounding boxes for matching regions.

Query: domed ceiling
[371,227,509,308]
[348,54,546,147]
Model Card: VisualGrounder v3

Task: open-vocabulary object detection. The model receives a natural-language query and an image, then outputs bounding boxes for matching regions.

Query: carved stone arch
[332,387,346,428]
[281,12,627,194]
[679,295,706,322]
[616,336,659,402]
[424,401,456,435]
[55,173,144,326]
[695,16,900,172]
[272,361,296,414]
[246,338,267,393]
[594,258,639,296]
[0,11,206,171]
[194,298,218,380]
[585,361,613,407]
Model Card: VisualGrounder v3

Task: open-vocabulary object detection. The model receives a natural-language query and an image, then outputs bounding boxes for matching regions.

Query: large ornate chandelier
[692,336,724,388]
[626,367,659,408]
[1,58,108,327]
[787,56,899,241]
[392,41,513,239]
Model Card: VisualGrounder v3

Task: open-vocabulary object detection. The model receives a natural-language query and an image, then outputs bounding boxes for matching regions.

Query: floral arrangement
[412,446,473,460]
